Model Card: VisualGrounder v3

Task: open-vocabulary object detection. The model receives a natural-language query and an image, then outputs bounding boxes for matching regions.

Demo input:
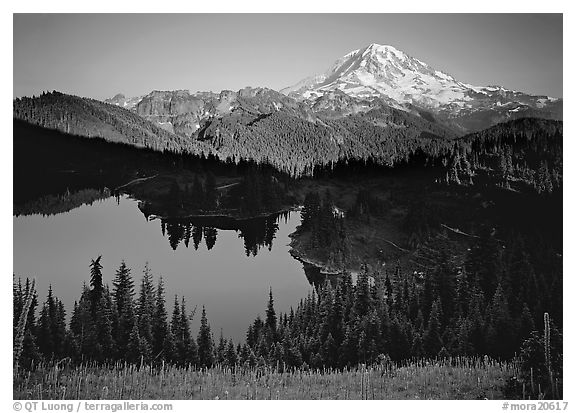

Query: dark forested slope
[14,91,457,177]
[13,91,206,153]
[13,92,562,182]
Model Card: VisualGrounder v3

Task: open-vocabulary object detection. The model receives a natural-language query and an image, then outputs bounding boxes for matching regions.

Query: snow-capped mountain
[281,43,561,124]
[103,43,561,135]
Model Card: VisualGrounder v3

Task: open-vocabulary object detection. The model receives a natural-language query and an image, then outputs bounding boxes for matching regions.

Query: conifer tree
[338,324,358,367]
[433,254,456,325]
[354,266,372,318]
[423,299,443,356]
[518,302,536,347]
[89,255,104,306]
[173,297,197,367]
[95,286,115,360]
[216,331,226,364]
[322,333,338,366]
[37,303,53,359]
[126,319,144,364]
[225,340,238,367]
[70,285,100,361]
[113,261,136,358]
[301,192,320,231]
[197,306,214,368]
[37,286,56,359]
[265,288,277,336]
[467,289,487,355]
[170,295,182,363]
[137,263,155,361]
[384,270,394,308]
[487,283,515,358]
[465,233,502,299]
[43,287,67,359]
[152,277,171,361]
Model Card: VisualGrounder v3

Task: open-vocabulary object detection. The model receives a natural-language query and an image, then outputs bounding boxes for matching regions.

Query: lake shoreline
[124,186,342,277]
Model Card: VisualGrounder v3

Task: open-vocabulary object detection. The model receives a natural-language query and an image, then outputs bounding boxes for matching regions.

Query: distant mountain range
[13,43,563,176]
[103,43,561,135]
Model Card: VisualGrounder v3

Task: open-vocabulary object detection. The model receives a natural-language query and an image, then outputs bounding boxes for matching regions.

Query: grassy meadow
[14,357,516,400]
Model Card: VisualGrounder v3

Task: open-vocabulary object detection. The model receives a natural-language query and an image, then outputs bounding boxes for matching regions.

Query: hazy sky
[13,14,563,99]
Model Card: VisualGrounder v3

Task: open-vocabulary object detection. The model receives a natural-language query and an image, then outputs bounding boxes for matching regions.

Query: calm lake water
[13,195,313,341]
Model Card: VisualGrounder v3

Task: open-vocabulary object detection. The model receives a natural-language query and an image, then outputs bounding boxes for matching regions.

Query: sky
[13,13,563,101]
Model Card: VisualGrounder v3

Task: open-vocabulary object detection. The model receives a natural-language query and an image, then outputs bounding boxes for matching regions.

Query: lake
[13,194,313,341]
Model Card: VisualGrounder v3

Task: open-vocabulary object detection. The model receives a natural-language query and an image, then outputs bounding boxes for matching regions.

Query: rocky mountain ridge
[281,43,562,129]
[107,43,561,135]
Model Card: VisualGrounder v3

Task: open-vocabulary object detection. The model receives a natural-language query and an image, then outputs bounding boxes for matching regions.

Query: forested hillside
[13,91,208,153]
[19,92,558,180]
[14,91,460,177]
[447,118,563,193]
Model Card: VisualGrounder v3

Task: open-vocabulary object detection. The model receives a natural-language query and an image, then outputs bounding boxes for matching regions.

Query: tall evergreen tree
[137,263,155,361]
[112,261,136,358]
[178,297,198,367]
[301,192,320,231]
[70,285,100,361]
[152,277,171,361]
[126,318,144,364]
[354,266,372,318]
[197,306,214,368]
[94,286,116,360]
[265,288,277,336]
[465,233,502,299]
[170,296,182,363]
[37,286,67,360]
[486,283,515,358]
[216,331,227,364]
[89,255,104,306]
[518,302,536,348]
[225,340,238,367]
[423,299,443,357]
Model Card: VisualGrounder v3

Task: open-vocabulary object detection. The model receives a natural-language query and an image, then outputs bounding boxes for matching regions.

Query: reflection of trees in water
[166,221,186,250]
[302,263,341,290]
[238,215,278,257]
[162,220,211,251]
[14,187,111,217]
[204,227,217,250]
[192,226,203,250]
[160,211,291,255]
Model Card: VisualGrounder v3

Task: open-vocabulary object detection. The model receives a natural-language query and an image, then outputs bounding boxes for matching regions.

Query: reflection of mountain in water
[158,211,291,256]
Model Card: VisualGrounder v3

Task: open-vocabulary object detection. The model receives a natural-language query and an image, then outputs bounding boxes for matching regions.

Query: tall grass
[14,356,515,400]
[544,312,558,399]
[13,278,36,371]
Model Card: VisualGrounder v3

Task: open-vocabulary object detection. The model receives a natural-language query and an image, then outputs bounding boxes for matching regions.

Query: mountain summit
[281,43,469,107]
[281,43,561,123]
